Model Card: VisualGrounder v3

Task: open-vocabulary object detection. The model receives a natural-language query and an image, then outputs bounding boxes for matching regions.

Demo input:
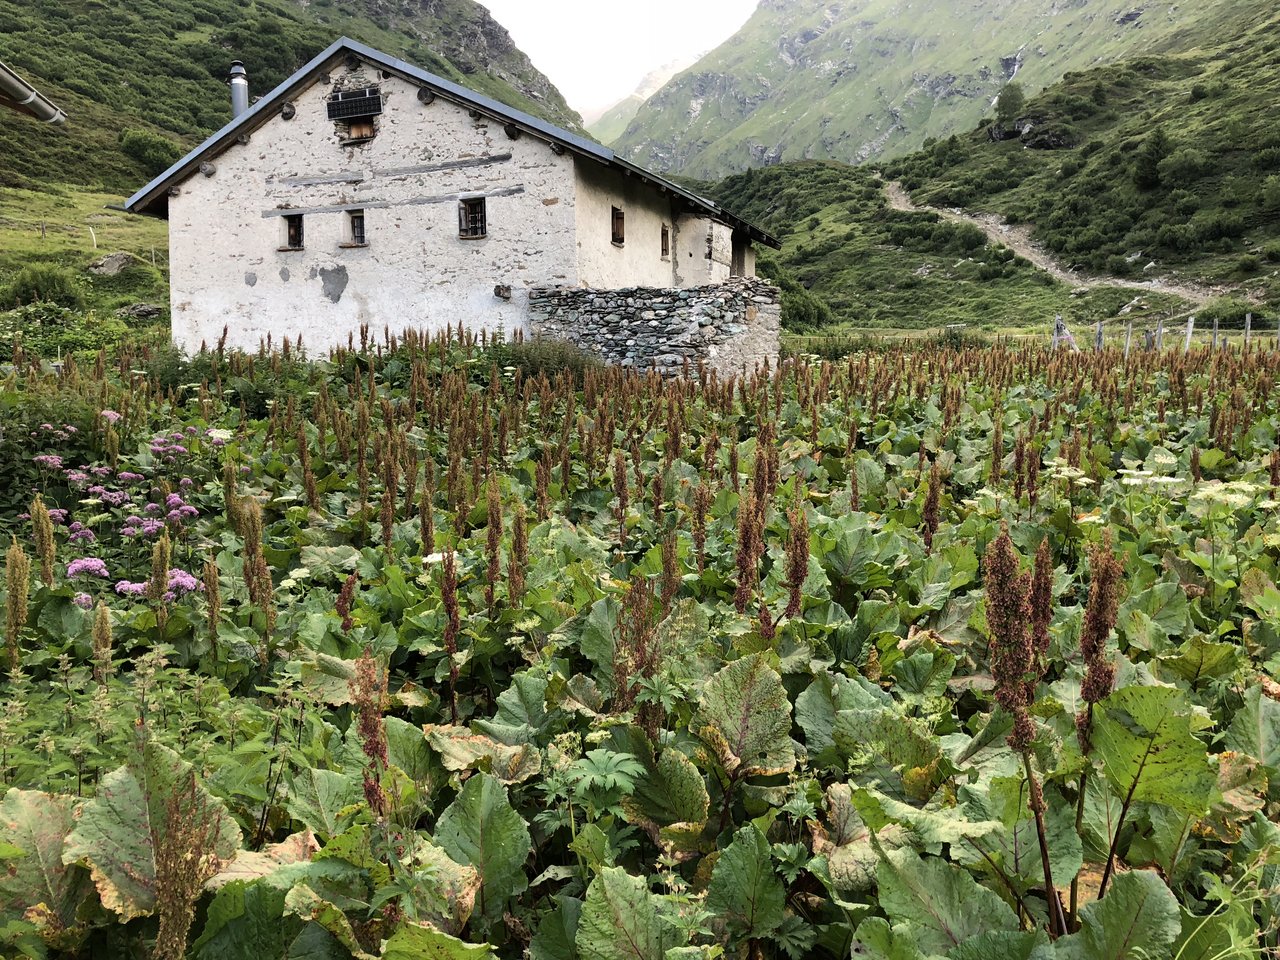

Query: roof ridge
[124,37,778,248]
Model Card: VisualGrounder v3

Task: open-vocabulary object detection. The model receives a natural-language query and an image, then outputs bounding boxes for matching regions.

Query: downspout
[0,60,67,124]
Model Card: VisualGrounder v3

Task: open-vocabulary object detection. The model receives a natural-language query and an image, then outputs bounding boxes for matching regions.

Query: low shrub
[0,264,86,311]
[0,304,128,361]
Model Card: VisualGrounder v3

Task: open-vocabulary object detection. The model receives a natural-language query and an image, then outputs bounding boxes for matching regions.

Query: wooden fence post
[1124,321,1133,359]
[1185,316,1195,353]
[1094,321,1103,352]
[1245,313,1253,350]
[1156,318,1164,351]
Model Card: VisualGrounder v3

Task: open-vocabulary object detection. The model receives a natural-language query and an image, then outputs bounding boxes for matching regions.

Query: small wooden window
[661,224,670,258]
[349,211,366,246]
[459,197,487,239]
[345,119,376,142]
[611,206,625,246]
[284,214,304,250]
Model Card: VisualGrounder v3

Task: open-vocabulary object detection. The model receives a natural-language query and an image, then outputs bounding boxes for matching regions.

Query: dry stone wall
[527,277,780,376]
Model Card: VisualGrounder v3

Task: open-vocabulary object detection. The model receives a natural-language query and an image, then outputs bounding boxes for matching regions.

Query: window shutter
[458,201,467,236]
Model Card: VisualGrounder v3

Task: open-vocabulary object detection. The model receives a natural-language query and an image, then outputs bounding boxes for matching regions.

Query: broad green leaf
[285,768,361,839]
[380,922,496,959]
[423,725,542,783]
[529,895,582,960]
[855,787,1001,848]
[875,849,1018,956]
[575,867,683,960]
[283,883,371,958]
[692,654,796,778]
[192,879,348,960]
[948,930,1053,960]
[850,917,925,960]
[795,671,889,765]
[958,777,1082,890]
[208,832,319,890]
[1093,686,1215,818]
[705,824,784,944]
[1224,685,1280,773]
[435,772,531,920]
[833,710,946,800]
[567,597,621,689]
[0,790,91,942]
[812,784,905,893]
[1056,871,1180,960]
[621,747,709,829]
[61,741,242,922]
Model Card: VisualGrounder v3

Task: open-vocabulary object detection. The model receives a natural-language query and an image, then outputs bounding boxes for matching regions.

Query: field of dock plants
[1,331,1279,959]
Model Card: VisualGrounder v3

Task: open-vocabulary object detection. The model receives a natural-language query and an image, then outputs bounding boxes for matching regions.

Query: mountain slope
[884,1,1280,300]
[614,0,1239,180]
[707,1,1280,332]
[587,57,698,145]
[0,0,580,192]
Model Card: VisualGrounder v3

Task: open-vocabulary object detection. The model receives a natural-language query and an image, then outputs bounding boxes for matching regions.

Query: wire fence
[785,313,1278,357]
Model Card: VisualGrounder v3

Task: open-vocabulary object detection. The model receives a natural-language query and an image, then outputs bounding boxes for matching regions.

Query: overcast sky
[480,0,759,119]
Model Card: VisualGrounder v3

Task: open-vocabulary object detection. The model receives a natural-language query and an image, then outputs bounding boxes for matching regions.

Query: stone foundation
[527,277,780,376]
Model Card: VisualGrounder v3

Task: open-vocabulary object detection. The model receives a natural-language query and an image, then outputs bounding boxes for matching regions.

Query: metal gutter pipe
[0,59,67,124]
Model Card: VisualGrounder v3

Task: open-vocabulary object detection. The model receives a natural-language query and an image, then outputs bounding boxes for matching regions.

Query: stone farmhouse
[127,38,781,371]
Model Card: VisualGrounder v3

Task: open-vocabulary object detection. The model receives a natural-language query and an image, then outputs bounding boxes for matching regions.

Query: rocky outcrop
[528,278,780,376]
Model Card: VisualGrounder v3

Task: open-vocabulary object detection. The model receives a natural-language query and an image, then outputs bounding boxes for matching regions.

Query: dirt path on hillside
[882,180,1221,309]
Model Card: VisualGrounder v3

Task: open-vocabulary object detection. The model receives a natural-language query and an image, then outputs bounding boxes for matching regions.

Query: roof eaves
[124,37,781,248]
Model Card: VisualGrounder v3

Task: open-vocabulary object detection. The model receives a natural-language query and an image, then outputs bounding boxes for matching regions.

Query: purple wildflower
[167,569,201,596]
[91,466,112,477]
[65,470,89,485]
[117,472,144,483]
[101,491,130,507]
[34,455,63,470]
[114,580,148,597]
[144,503,161,515]
[47,508,69,523]
[165,493,184,509]
[68,558,109,579]
[69,528,96,544]
[73,593,93,610]
[179,478,194,489]
[100,410,122,424]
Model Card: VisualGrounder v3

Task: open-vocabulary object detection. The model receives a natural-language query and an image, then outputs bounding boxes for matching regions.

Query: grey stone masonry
[527,277,780,376]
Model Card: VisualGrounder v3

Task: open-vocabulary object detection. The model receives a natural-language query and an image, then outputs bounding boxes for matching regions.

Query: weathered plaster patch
[245,272,258,287]
[280,267,291,282]
[319,265,349,303]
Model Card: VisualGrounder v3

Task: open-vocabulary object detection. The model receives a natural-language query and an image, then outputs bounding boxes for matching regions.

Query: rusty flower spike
[350,648,389,819]
[30,494,55,587]
[1078,533,1124,739]
[984,524,1034,746]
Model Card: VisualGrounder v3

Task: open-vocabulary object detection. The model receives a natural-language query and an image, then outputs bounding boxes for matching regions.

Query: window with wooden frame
[611,206,625,246]
[661,224,670,259]
[347,210,366,247]
[459,197,487,239]
[283,214,304,250]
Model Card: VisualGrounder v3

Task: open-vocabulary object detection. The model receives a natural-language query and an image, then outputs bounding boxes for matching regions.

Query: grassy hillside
[0,0,580,193]
[710,161,1185,333]
[588,96,644,146]
[615,0,1258,180]
[884,4,1280,306]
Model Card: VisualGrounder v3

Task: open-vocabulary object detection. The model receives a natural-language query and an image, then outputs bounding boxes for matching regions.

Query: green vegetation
[885,6,1280,297]
[711,161,1184,331]
[614,0,1260,179]
[0,185,170,354]
[0,0,580,192]
[3,336,1280,957]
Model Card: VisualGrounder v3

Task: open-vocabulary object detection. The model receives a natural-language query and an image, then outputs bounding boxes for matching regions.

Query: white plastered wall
[166,64,578,353]
[573,159,678,289]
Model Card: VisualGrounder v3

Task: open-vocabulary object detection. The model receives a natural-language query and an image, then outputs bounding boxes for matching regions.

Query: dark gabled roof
[0,59,66,124]
[125,38,779,248]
